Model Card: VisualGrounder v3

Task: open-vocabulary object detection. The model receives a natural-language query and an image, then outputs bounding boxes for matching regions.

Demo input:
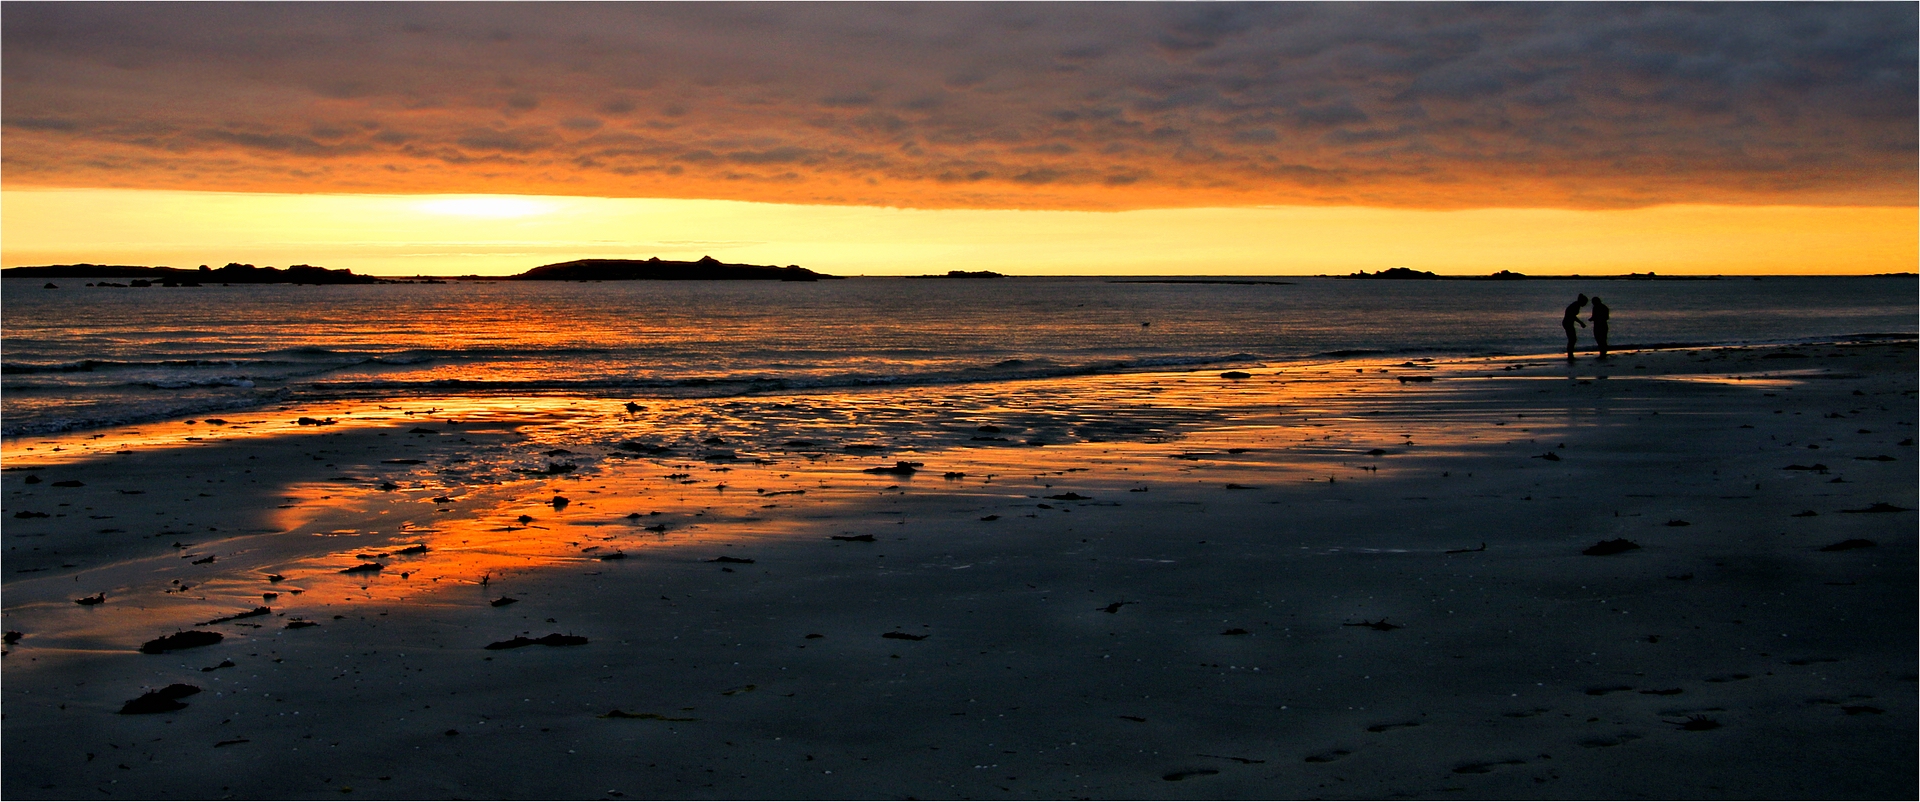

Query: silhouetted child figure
[1562,293,1588,360]
[1589,296,1610,359]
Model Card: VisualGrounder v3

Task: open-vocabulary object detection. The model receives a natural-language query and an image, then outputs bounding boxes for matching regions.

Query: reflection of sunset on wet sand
[5,340,1915,797]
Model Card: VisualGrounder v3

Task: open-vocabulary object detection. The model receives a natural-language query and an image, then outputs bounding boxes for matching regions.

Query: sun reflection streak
[0,346,1823,654]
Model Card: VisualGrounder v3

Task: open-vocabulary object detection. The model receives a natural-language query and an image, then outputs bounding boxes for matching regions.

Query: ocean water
[3,275,1913,437]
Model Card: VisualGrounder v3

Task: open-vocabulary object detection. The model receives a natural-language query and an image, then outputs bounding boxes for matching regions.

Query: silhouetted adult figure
[1562,293,1588,360]
[1589,296,1610,360]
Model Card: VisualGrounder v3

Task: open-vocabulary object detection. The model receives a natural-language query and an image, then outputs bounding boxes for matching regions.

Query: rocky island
[511,256,834,281]
[2,263,382,285]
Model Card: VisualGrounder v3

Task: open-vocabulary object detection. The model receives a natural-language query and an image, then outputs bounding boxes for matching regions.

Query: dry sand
[3,341,1914,799]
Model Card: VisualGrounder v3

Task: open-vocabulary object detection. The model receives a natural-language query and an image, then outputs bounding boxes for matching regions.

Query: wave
[301,352,1266,399]
[0,388,292,437]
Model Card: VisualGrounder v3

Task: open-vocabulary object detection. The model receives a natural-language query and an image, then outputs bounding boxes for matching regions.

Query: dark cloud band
[3,2,1913,209]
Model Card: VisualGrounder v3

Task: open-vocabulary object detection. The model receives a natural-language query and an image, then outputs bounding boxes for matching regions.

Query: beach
[3,340,1913,799]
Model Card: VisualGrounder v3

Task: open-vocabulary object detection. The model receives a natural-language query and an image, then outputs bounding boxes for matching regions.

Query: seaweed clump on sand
[138,630,223,654]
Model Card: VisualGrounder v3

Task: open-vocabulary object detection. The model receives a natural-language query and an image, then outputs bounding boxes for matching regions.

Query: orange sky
[3,4,1914,275]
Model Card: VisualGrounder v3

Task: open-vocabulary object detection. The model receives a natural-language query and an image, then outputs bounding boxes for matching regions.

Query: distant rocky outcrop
[1347,267,1445,280]
[912,270,1005,279]
[512,256,834,281]
[3,263,381,284]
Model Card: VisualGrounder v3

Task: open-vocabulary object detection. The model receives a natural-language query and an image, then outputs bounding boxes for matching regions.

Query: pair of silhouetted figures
[1562,294,1610,360]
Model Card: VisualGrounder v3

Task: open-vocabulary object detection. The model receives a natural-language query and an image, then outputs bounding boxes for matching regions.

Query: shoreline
[3,341,1914,799]
[6,333,1914,440]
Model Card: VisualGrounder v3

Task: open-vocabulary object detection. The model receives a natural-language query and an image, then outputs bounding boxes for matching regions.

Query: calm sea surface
[3,276,1913,436]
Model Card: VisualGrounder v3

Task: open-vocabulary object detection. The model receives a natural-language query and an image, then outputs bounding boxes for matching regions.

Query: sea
[3,275,1914,438]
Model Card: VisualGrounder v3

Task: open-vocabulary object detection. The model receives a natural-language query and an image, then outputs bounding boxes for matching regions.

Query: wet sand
[3,341,1915,799]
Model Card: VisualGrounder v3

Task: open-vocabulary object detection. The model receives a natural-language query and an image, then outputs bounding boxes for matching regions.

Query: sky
[3,2,1915,276]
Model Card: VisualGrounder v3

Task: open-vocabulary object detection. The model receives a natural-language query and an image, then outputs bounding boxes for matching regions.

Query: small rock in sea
[2,631,21,644]
[1102,601,1134,613]
[881,631,928,641]
[296,417,336,426]
[1220,371,1252,379]
[1533,452,1561,462]
[831,534,876,542]
[383,458,424,465]
[1818,539,1876,552]
[517,514,535,524]
[75,593,106,606]
[378,482,400,491]
[191,555,217,564]
[1221,628,1251,636]
[286,620,320,629]
[490,597,518,607]
[708,556,755,564]
[139,630,223,654]
[1046,492,1092,500]
[1665,519,1691,527]
[21,475,41,485]
[484,633,589,650]
[977,425,1002,433]
[340,562,385,574]
[13,511,49,519]
[805,633,824,639]
[551,495,570,509]
[1583,539,1641,556]
[433,496,455,504]
[200,659,237,673]
[265,573,286,582]
[943,471,967,479]
[624,401,643,413]
[408,427,439,434]
[597,551,627,561]
[395,544,429,555]
[625,512,642,519]
[118,683,201,715]
[51,480,85,487]
[43,283,58,289]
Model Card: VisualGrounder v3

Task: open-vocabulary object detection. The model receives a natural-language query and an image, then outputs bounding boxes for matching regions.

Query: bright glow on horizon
[412,196,559,220]
[2,188,1913,277]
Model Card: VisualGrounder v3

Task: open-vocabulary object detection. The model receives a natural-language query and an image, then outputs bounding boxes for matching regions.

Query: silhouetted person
[1562,293,1588,360]
[1589,296,1610,359]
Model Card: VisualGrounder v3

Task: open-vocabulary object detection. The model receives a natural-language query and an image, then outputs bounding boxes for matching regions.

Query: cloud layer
[4,2,1914,209]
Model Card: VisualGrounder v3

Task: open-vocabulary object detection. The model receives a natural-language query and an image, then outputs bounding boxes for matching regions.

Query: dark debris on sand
[1583,538,1641,556]
[139,630,223,654]
[118,683,201,715]
[1818,539,1877,552]
[1343,619,1402,631]
[485,633,589,650]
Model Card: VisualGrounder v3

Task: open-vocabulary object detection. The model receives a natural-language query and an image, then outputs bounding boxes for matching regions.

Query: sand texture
[3,341,1915,799]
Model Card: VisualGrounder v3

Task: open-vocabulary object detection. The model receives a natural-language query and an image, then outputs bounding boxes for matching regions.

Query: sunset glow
[3,187,1912,276]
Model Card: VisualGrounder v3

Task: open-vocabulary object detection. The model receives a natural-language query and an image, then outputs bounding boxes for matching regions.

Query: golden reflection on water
[2,350,1795,655]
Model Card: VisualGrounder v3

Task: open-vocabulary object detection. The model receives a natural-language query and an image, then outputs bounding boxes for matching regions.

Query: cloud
[1,2,1912,209]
